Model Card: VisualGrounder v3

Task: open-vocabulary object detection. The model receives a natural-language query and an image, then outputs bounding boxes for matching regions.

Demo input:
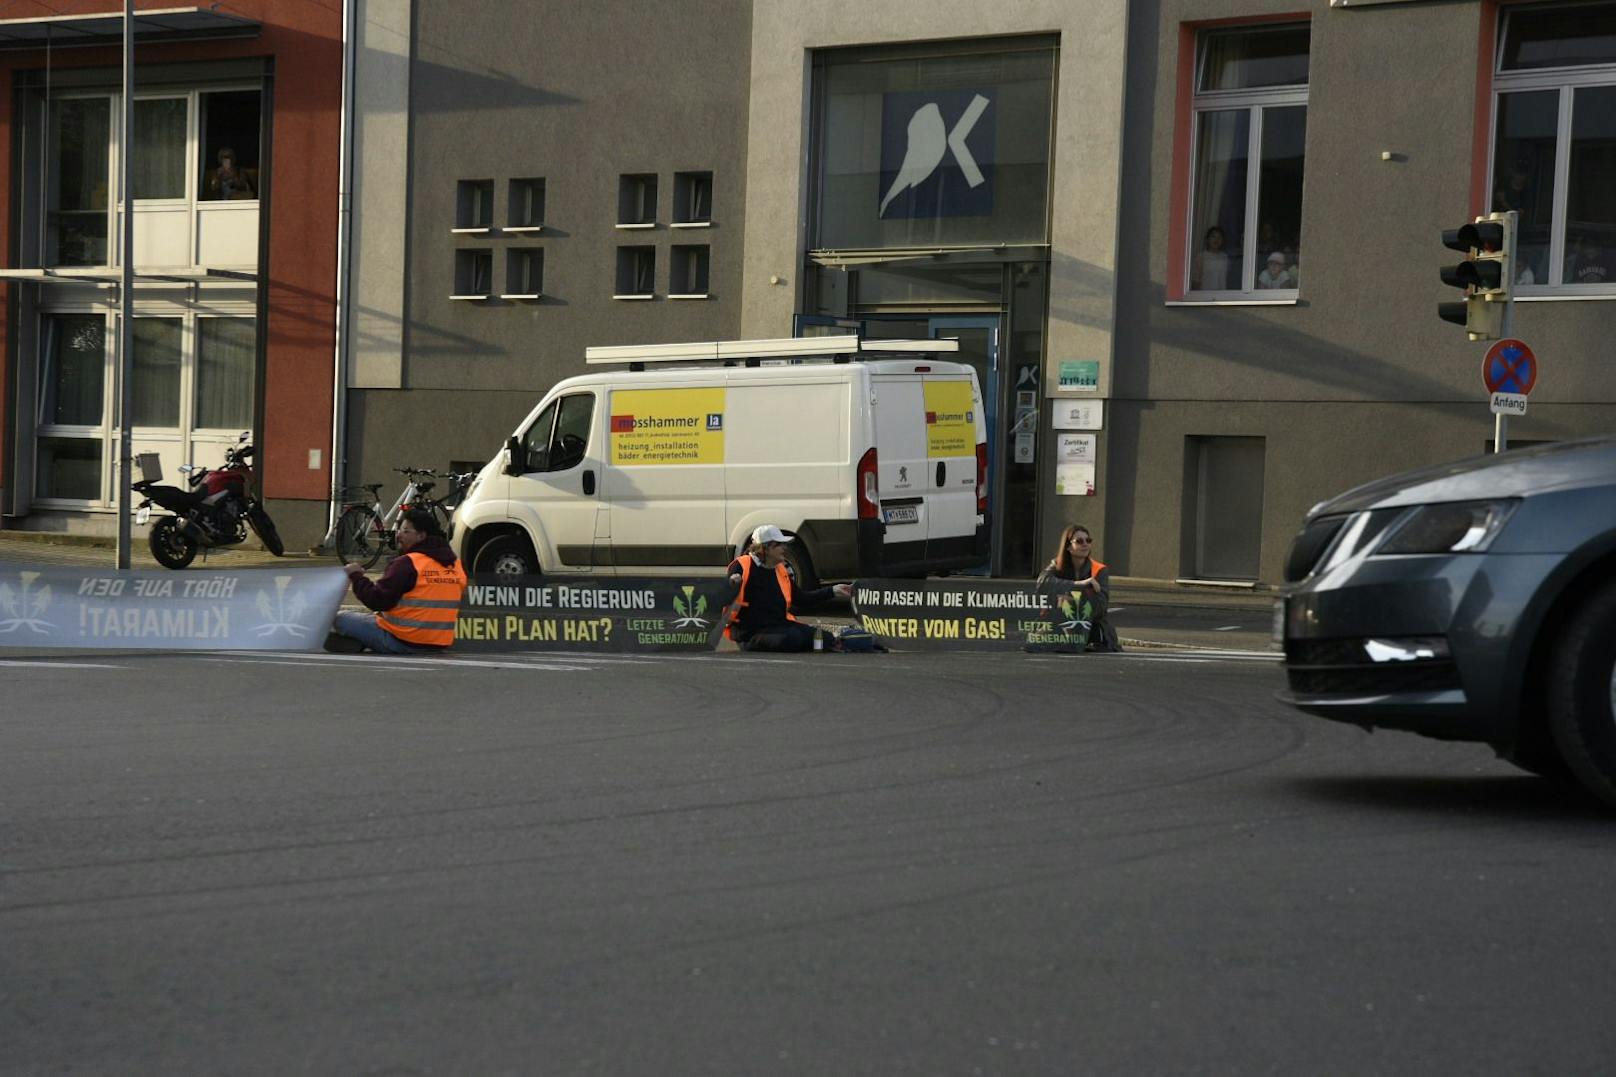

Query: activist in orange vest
[1034,523,1123,653]
[326,508,468,654]
[724,524,852,653]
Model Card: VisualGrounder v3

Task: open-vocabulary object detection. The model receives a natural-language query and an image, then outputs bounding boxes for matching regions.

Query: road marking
[1213,625,1244,631]
[200,653,597,672]
[0,659,127,670]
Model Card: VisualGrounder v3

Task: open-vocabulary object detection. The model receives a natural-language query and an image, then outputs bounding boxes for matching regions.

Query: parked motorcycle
[133,432,285,569]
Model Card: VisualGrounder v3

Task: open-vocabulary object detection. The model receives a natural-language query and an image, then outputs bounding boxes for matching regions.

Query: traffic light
[1439,211,1515,341]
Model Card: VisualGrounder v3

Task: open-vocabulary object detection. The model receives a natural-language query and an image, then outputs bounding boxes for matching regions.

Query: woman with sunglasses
[1034,524,1122,652]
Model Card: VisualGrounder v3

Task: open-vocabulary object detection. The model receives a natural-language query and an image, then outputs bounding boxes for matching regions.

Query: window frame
[1179,25,1309,303]
[33,305,256,508]
[1491,9,1616,298]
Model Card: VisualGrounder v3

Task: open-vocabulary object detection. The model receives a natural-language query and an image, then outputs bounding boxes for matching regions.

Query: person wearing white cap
[1256,250,1294,289]
[723,524,853,652]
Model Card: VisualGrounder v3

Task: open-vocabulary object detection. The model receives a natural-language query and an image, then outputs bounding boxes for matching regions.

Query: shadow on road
[1284,774,1611,823]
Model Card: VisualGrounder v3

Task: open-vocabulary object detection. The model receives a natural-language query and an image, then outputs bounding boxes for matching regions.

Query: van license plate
[884,505,918,525]
[135,506,151,525]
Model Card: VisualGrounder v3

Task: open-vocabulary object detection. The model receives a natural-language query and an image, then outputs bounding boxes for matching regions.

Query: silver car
[1278,436,1616,804]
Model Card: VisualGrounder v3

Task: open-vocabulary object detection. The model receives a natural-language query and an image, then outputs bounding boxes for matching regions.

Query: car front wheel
[1547,579,1616,807]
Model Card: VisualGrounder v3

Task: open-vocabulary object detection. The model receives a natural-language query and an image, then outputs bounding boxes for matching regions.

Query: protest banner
[0,567,349,650]
[851,578,1095,652]
[455,576,731,652]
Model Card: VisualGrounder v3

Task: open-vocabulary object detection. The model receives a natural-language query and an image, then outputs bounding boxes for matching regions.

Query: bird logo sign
[878,91,994,220]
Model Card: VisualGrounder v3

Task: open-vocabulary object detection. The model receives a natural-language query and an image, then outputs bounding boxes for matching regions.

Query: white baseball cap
[751,524,792,546]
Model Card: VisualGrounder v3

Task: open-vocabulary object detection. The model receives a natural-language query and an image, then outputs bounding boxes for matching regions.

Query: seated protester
[1034,524,1122,652]
[326,508,467,654]
[724,524,851,652]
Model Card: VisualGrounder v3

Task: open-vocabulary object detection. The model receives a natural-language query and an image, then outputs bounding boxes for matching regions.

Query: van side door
[601,384,727,574]
[508,391,607,573]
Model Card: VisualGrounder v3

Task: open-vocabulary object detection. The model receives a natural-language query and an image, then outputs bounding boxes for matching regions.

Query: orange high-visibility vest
[379,552,468,647]
[725,555,797,640]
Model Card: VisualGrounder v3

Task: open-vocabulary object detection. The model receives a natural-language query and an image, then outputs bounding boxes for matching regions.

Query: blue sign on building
[878,89,995,220]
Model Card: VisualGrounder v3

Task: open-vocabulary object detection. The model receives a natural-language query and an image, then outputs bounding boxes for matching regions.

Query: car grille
[1283,515,1347,582]
[1286,664,1461,695]
[1285,639,1461,695]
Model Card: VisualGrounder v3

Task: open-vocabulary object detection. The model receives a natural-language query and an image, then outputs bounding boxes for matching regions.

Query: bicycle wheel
[335,505,387,569]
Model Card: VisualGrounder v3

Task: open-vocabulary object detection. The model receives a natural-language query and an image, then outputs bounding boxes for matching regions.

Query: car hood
[1313,435,1616,516]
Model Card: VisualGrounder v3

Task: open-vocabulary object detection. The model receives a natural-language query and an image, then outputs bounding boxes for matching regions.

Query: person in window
[1566,236,1611,286]
[1192,226,1230,290]
[325,509,467,654]
[723,524,851,652]
[1035,524,1121,652]
[1256,251,1295,289]
[207,147,255,201]
[1493,160,1531,214]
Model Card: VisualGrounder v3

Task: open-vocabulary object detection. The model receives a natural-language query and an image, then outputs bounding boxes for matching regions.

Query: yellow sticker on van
[924,381,975,459]
[609,388,725,466]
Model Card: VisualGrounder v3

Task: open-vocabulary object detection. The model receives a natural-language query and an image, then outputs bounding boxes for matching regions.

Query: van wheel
[474,533,539,580]
[782,539,819,592]
[1546,579,1616,807]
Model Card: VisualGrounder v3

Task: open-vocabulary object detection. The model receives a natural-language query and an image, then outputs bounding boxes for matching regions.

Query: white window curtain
[132,98,187,200]
[130,317,183,427]
[195,318,256,430]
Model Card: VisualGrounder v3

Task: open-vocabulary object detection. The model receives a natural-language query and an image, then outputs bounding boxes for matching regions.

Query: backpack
[835,624,885,653]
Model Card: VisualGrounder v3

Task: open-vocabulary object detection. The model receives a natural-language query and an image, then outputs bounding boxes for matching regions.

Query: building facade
[0,0,343,547]
[352,0,1615,583]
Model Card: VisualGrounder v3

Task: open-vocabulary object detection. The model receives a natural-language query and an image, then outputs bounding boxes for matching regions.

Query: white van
[451,336,988,587]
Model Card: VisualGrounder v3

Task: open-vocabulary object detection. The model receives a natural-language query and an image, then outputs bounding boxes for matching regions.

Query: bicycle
[332,468,475,568]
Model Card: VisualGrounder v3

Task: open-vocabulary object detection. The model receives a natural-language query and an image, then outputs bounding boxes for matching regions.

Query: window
[130,317,183,427]
[1184,25,1310,298]
[614,246,655,297]
[133,98,187,200]
[455,180,493,231]
[505,248,544,298]
[196,318,255,429]
[48,98,111,266]
[199,90,261,201]
[673,171,712,225]
[34,311,255,504]
[618,173,657,226]
[509,178,545,230]
[521,394,594,472]
[454,248,493,297]
[40,314,106,427]
[1493,2,1616,293]
[670,245,710,297]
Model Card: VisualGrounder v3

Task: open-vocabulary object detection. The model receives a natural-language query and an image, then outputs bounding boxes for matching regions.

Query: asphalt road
[3,647,1613,1075]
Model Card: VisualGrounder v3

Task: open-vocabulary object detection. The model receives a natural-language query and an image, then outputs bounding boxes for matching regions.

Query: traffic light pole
[1494,295,1515,454]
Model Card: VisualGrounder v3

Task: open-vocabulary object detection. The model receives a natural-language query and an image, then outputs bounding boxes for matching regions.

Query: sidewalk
[0,530,322,570]
[0,532,1276,651]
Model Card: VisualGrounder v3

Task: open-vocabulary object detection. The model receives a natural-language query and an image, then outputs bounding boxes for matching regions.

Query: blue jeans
[332,610,444,655]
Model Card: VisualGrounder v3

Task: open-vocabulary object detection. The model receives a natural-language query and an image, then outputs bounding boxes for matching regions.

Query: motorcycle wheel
[149,516,199,570]
[247,503,285,557]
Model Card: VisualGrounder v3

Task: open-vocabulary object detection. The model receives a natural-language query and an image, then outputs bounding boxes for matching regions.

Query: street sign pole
[1493,211,1518,454]
[116,0,135,568]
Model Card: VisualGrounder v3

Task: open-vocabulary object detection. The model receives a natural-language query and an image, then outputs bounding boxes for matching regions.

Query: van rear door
[870,374,927,563]
[921,372,982,562]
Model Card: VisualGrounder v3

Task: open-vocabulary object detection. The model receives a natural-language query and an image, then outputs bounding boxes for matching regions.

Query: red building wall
[0,0,341,505]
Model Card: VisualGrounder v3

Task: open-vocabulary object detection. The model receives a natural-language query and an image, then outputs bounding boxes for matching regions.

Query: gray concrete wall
[349,0,414,391]
[1111,0,1616,582]
[350,0,752,485]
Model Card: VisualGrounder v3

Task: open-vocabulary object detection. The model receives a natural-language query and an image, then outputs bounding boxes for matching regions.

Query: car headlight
[1375,499,1519,555]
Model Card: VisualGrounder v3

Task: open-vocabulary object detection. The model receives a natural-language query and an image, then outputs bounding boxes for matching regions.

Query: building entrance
[800,307,1038,578]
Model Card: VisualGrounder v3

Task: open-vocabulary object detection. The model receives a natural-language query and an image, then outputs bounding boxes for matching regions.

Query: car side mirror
[503,435,525,476]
